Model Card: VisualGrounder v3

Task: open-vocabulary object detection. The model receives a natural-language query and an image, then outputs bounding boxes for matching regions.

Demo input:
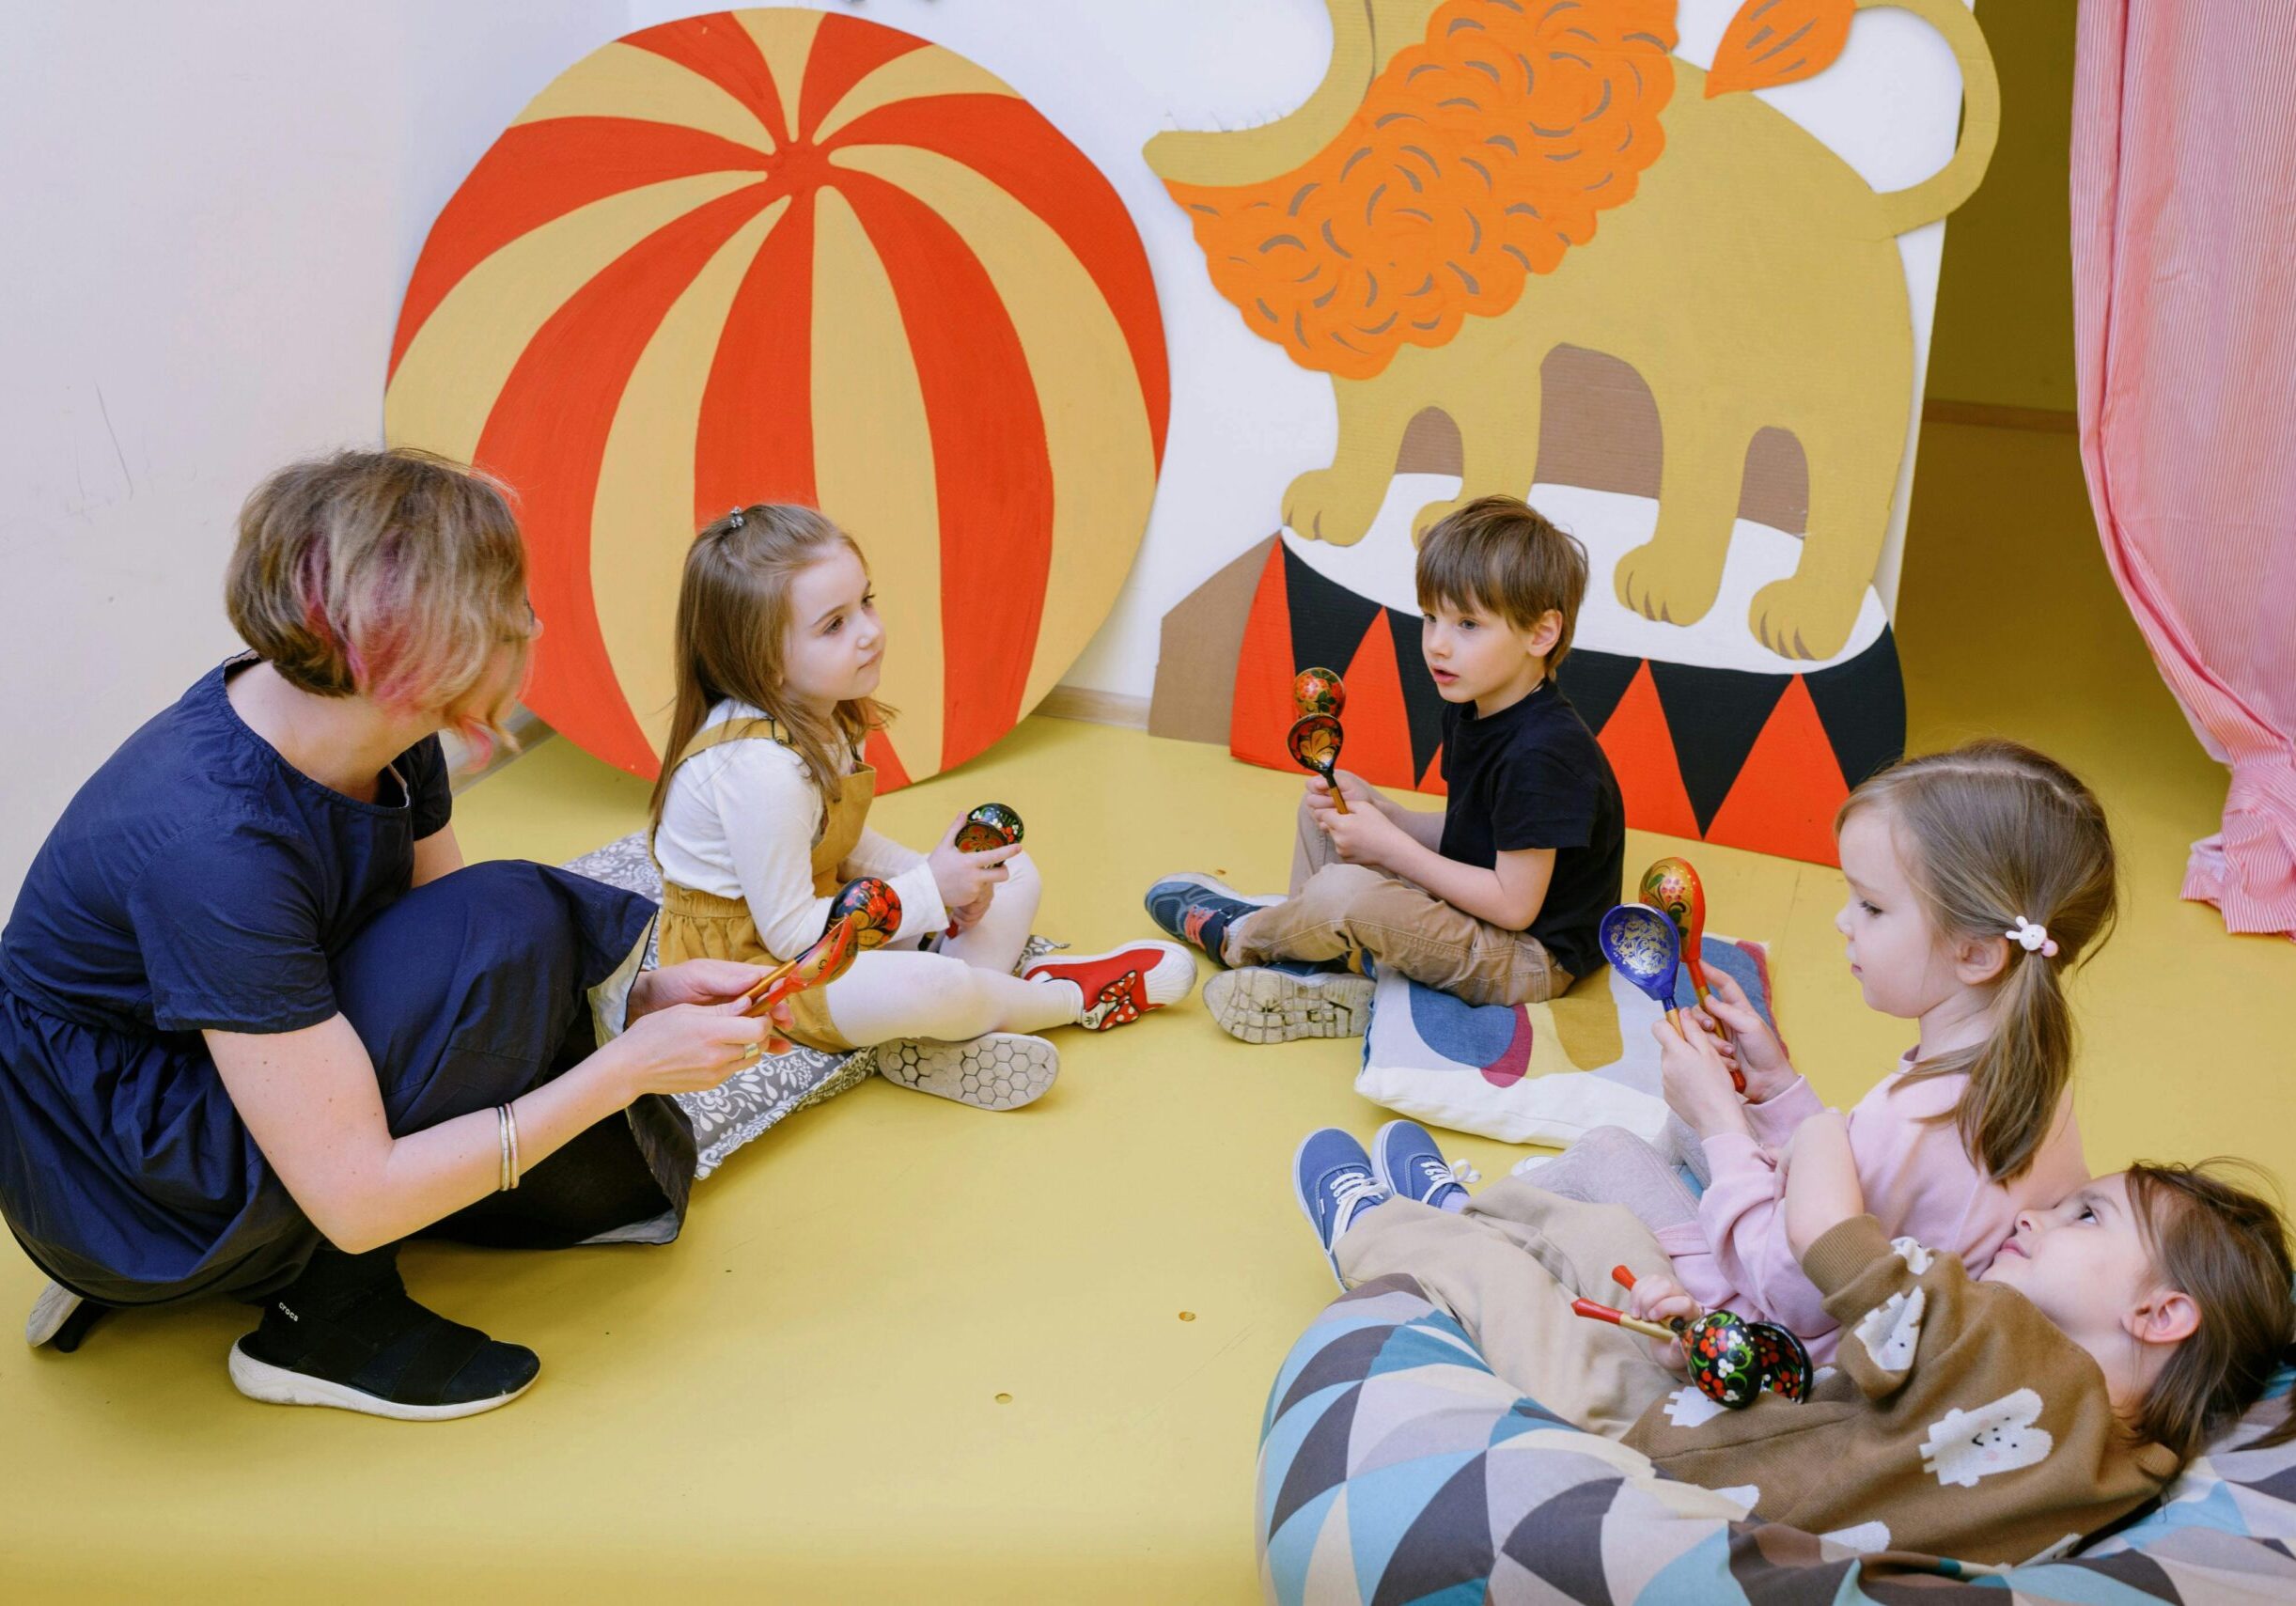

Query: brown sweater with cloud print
[1622,1215,2180,1567]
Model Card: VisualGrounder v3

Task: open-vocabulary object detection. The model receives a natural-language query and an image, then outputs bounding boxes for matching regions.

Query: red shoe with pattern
[1023,941,1197,1031]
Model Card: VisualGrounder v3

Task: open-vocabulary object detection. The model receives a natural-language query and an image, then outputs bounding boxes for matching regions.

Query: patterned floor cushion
[1355,936,1775,1148]
[1259,1275,2296,1604]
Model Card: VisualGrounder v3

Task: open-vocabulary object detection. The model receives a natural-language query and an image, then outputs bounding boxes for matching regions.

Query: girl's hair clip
[726,507,746,530]
[2006,916,2058,959]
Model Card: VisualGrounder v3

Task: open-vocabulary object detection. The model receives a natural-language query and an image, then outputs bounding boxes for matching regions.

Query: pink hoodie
[1654,1055,2088,1364]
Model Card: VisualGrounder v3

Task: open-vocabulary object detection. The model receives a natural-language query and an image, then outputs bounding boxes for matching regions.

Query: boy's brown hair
[2124,1160,2296,1463]
[1414,495,1589,671]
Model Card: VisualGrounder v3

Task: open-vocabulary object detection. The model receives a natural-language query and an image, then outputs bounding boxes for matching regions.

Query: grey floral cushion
[561,833,877,1179]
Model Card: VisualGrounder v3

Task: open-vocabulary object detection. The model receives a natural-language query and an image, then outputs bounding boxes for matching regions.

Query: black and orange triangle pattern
[1228,542,1903,866]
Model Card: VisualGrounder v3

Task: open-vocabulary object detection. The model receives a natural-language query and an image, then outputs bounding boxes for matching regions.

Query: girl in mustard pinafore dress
[648,506,1196,1108]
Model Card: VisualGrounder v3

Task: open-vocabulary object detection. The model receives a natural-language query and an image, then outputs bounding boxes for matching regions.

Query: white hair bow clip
[2007,916,2058,959]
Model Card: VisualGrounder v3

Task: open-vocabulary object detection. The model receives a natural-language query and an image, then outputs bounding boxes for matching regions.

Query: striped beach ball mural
[384,9,1169,785]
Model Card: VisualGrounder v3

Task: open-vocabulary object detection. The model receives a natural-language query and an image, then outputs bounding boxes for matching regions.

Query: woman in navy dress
[0,450,787,1420]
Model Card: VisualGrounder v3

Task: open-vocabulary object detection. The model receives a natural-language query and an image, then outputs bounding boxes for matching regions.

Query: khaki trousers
[1334,1178,1682,1438]
[1225,795,1569,1006]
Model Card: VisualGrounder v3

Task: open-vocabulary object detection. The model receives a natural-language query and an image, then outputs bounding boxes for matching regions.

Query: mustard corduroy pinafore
[651,716,875,1052]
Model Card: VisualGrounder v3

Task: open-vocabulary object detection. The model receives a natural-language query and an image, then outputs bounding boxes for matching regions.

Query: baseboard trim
[1037,685,1150,730]
[1922,398,2078,434]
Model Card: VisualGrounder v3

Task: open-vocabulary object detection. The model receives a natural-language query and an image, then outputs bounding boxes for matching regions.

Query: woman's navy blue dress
[0,658,689,1307]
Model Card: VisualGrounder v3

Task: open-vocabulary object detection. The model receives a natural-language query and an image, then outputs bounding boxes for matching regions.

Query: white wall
[0,0,628,904]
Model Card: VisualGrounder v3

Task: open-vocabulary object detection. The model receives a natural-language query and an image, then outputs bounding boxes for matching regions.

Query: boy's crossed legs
[1149,796,1569,1042]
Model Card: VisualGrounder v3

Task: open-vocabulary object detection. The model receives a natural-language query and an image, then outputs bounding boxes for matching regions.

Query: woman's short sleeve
[401,736,453,840]
[126,819,337,1033]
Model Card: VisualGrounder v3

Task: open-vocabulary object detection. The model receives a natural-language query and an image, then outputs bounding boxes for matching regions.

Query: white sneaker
[1205,965,1375,1043]
[879,1034,1058,1110]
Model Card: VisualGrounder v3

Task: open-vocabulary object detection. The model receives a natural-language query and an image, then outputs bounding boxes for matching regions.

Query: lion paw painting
[1148,0,1995,865]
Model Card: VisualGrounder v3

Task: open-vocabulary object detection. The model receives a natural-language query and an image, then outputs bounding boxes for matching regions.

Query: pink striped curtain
[2071,1,2296,940]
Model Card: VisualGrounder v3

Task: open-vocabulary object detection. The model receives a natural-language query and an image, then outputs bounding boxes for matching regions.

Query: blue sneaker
[1293,1129,1391,1287]
[1370,1119,1479,1210]
[1143,873,1279,965]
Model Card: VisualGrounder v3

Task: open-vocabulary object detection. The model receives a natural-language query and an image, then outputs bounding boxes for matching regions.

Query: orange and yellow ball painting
[384,9,1169,785]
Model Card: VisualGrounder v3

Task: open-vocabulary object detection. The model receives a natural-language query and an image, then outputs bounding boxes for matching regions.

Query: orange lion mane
[1167,0,1678,380]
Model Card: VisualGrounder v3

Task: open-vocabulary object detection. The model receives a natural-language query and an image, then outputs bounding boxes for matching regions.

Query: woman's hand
[607,998,792,1098]
[1692,972,1796,1100]
[1624,1270,1702,1373]
[630,958,772,1021]
[928,817,1022,919]
[1654,1014,1752,1144]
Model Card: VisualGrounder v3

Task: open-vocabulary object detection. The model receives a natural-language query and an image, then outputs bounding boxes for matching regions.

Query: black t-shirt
[1437,679,1624,978]
[0,657,453,1037]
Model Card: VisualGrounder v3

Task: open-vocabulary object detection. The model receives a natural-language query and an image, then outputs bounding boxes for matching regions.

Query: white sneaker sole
[25,1280,81,1347]
[1207,968,1374,1043]
[878,1034,1057,1111]
[228,1340,536,1421]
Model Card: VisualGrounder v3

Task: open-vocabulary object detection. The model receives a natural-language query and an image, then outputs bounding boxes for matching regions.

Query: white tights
[815,853,1080,1044]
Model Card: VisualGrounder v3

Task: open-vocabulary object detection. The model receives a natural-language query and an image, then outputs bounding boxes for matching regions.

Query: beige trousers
[1334,1178,1682,1438]
[1224,795,1569,1006]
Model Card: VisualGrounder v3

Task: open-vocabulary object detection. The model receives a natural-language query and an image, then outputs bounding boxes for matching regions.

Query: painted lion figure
[1149,0,1996,663]
[1169,0,1678,381]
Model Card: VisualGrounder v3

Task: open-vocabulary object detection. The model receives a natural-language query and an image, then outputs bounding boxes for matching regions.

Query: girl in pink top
[1541,741,2113,1363]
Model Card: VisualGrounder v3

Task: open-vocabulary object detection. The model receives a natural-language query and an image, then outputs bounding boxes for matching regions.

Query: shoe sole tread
[879,1035,1057,1110]
[1208,969,1372,1043]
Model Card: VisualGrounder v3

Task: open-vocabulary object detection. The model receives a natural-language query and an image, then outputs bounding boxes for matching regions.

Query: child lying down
[1290,1115,2295,1566]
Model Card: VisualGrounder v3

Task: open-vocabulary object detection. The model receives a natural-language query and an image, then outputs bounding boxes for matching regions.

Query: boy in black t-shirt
[1146,496,1625,1043]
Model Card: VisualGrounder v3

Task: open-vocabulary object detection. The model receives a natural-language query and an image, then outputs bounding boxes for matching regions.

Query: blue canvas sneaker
[1293,1128,1391,1287]
[1370,1118,1479,1210]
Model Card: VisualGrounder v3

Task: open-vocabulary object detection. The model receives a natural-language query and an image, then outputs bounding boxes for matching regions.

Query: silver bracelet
[505,1100,521,1190]
[494,1104,512,1193]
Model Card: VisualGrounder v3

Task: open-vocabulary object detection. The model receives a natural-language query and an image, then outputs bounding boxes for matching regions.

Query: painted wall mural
[1146,0,1996,864]
[384,8,1168,787]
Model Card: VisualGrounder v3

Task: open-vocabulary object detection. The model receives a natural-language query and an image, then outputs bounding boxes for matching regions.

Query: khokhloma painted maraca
[952,803,1023,854]
[1599,898,1743,1091]
[1640,857,1733,1017]
[744,876,904,1021]
[1570,1264,1811,1409]
[1598,903,1685,1036]
[1286,715,1351,814]
[1287,669,1351,813]
[1292,666,1346,721]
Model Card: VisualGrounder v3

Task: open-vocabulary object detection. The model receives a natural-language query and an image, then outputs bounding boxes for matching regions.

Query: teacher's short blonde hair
[226,448,533,755]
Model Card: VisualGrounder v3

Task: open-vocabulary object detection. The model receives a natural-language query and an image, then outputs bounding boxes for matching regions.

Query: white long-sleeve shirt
[652,701,945,961]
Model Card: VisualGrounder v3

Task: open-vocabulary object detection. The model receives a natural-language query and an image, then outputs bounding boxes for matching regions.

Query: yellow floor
[3,424,2289,1601]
